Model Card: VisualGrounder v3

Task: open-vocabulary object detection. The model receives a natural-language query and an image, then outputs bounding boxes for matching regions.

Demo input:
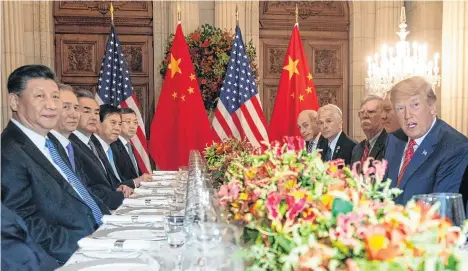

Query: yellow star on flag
[168,54,182,78]
[307,73,313,80]
[299,94,304,101]
[181,95,186,102]
[172,92,178,99]
[189,73,196,81]
[306,86,312,94]
[187,87,194,94]
[283,56,300,79]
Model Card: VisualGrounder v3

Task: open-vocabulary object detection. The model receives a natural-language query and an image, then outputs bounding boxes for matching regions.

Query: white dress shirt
[119,136,131,155]
[73,130,91,146]
[399,118,437,172]
[94,135,123,182]
[328,131,342,155]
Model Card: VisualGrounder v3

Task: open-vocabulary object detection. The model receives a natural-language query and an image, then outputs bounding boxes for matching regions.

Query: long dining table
[59,171,184,271]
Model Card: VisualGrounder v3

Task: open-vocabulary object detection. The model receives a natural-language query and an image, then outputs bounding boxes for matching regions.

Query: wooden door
[53,1,154,134]
[259,1,350,132]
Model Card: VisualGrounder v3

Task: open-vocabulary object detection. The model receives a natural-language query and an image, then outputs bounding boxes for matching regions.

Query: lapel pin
[422,150,427,156]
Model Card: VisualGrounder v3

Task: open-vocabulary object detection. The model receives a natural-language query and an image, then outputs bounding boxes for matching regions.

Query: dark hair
[57,83,74,92]
[99,104,121,123]
[120,108,136,115]
[7,65,57,94]
[75,89,95,99]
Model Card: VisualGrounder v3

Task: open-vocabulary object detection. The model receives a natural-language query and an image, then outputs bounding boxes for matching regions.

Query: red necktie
[360,140,370,165]
[397,139,416,186]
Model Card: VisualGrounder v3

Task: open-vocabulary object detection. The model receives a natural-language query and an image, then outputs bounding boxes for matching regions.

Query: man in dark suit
[297,110,322,153]
[1,65,110,263]
[1,204,59,271]
[351,95,388,165]
[92,104,152,189]
[49,84,125,210]
[111,108,143,180]
[384,76,468,205]
[317,104,357,165]
[70,89,133,199]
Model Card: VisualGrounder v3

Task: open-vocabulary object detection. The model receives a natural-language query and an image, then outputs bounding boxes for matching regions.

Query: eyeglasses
[358,110,378,117]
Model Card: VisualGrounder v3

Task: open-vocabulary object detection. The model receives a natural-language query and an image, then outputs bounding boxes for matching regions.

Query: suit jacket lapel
[399,123,440,190]
[332,132,346,160]
[388,137,407,188]
[91,135,121,185]
[369,130,387,159]
[116,140,138,177]
[48,133,74,172]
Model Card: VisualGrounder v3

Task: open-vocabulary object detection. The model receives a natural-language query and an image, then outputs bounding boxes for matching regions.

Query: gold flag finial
[110,2,114,24]
[177,3,181,22]
[236,5,239,26]
[295,3,298,24]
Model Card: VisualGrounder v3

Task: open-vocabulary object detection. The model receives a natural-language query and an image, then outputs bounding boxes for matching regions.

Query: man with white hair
[317,104,356,165]
[297,110,322,153]
[350,95,388,165]
[384,76,468,205]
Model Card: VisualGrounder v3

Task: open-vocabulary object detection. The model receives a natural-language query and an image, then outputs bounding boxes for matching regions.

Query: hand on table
[117,185,133,198]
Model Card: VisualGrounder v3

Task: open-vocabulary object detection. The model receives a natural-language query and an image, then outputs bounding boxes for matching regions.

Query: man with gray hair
[384,76,468,205]
[317,104,356,165]
[297,110,322,153]
[350,95,388,165]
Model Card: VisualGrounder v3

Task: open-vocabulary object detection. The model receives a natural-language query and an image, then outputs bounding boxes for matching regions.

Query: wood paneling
[53,1,154,134]
[259,1,350,132]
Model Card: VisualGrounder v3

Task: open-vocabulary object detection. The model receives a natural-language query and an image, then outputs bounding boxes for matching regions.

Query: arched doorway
[259,1,350,132]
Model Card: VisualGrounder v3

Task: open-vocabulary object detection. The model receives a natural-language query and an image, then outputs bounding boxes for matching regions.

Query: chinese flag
[149,23,213,170]
[268,24,320,141]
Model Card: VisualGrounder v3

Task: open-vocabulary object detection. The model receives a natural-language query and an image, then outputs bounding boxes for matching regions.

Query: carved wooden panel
[259,1,350,132]
[54,2,154,135]
[69,84,97,94]
[260,1,349,31]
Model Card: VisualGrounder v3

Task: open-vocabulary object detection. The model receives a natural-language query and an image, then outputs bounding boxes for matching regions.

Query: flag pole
[295,3,298,26]
[110,2,114,25]
[236,5,239,27]
[177,3,181,23]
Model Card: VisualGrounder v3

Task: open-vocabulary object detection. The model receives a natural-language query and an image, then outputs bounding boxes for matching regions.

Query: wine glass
[412,193,466,227]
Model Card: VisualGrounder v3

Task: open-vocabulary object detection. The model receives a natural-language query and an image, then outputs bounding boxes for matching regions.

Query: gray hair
[360,94,383,108]
[57,83,74,92]
[75,89,95,99]
[318,104,343,120]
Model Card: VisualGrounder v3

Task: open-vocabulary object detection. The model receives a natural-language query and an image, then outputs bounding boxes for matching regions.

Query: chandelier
[365,7,441,96]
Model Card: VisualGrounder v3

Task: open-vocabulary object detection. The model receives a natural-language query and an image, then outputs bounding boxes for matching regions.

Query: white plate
[58,258,158,271]
[114,208,170,216]
[93,227,166,241]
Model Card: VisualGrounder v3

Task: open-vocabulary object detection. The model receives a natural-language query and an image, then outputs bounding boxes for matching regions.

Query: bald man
[297,110,323,153]
[317,104,357,165]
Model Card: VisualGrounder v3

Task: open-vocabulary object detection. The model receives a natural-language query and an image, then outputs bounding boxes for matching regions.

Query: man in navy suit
[297,110,322,153]
[91,105,152,189]
[1,65,110,263]
[111,107,143,180]
[49,84,125,210]
[351,95,388,165]
[384,76,468,205]
[1,204,59,271]
[317,104,357,165]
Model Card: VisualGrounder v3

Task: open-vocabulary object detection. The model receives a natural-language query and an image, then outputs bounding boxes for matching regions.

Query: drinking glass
[164,215,186,248]
[411,193,466,227]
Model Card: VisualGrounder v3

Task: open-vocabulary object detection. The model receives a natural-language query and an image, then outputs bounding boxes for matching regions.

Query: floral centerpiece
[205,138,256,189]
[217,137,467,271]
[159,24,259,113]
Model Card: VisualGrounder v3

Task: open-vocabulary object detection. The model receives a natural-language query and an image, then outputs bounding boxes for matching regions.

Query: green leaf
[276,235,292,253]
[331,198,354,217]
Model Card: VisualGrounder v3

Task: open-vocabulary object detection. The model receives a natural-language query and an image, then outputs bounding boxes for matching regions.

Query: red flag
[268,24,319,141]
[149,23,213,170]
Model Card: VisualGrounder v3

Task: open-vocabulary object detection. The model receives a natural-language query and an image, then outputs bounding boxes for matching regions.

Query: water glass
[164,215,186,248]
[412,193,466,227]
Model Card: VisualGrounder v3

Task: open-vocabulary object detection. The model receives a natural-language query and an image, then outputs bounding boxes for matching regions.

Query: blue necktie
[66,143,76,172]
[107,148,121,182]
[45,139,103,225]
[325,146,333,161]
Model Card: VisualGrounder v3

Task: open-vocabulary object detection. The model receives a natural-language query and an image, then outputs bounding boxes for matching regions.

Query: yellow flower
[239,193,248,200]
[285,179,295,190]
[246,169,256,179]
[368,235,386,251]
[321,194,334,209]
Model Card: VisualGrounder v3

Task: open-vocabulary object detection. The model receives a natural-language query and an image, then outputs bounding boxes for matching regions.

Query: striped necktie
[307,141,314,153]
[45,139,103,225]
[126,142,139,173]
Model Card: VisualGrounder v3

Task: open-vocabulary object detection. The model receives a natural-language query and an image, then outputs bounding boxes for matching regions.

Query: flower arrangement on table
[205,137,257,189]
[217,137,467,271]
[159,24,259,113]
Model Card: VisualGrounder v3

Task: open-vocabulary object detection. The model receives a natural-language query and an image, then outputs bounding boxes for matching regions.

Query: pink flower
[266,191,283,221]
[283,136,296,152]
[296,136,306,150]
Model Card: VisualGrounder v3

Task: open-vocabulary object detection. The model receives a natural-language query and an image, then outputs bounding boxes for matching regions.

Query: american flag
[96,25,151,173]
[212,26,269,147]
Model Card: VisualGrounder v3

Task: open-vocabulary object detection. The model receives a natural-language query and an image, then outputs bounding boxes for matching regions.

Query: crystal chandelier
[365,7,441,96]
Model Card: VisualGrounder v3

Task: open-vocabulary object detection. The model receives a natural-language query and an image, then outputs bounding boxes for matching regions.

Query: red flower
[201,79,207,85]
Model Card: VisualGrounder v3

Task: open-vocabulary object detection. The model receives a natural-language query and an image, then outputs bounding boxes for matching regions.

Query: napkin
[151,175,176,181]
[133,188,153,195]
[152,170,177,175]
[102,215,164,224]
[123,198,168,207]
[78,237,161,251]
[141,181,173,187]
